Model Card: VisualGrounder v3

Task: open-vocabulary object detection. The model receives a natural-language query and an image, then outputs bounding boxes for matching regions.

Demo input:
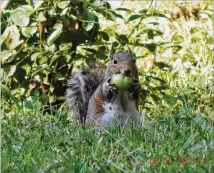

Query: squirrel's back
[65,64,105,123]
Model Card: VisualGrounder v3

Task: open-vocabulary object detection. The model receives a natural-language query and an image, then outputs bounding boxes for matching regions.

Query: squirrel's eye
[113,59,118,64]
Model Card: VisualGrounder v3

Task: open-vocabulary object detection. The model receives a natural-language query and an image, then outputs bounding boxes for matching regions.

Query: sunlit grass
[2,105,213,173]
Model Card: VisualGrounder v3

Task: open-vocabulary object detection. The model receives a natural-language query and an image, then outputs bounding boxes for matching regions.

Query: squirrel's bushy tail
[65,64,105,123]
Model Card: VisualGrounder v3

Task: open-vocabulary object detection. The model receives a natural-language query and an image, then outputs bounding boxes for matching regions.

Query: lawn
[2,105,213,173]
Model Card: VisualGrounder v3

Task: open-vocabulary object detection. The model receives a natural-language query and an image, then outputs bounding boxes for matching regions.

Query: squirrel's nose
[124,69,131,76]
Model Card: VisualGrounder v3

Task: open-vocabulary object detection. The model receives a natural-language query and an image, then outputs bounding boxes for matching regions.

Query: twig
[128,0,154,38]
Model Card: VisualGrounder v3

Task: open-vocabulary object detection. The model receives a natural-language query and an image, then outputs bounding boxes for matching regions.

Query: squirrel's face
[107,52,138,79]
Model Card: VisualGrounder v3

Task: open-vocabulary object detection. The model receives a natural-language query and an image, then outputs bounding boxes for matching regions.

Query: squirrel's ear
[110,47,116,59]
[127,46,135,62]
[127,46,132,54]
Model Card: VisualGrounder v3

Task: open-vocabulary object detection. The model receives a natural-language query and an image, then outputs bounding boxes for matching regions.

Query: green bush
[1,1,214,120]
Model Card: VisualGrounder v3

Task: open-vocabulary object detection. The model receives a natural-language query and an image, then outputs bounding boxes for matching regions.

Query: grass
[2,105,214,173]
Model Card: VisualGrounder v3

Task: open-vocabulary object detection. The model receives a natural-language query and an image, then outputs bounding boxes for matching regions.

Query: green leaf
[47,27,63,46]
[2,10,11,18]
[141,43,157,52]
[82,1,88,10]
[4,65,16,77]
[82,11,96,31]
[192,31,206,41]
[1,1,10,9]
[1,25,18,41]
[115,34,129,45]
[1,84,21,109]
[173,34,184,43]
[10,9,29,26]
[18,5,34,15]
[112,41,119,47]
[113,11,123,19]
[31,52,43,61]
[139,9,148,14]
[128,14,141,22]
[115,8,131,12]
[31,64,50,76]
[69,14,77,20]
[71,0,80,6]
[154,62,170,69]
[49,54,60,65]
[38,56,49,64]
[0,50,17,64]
[148,22,159,25]
[54,73,65,81]
[21,26,37,38]
[22,64,31,75]
[162,95,177,106]
[181,88,195,96]
[26,0,34,6]
[151,77,166,83]
[154,86,168,90]
[162,44,182,50]
[151,12,169,18]
[150,94,160,103]
[34,1,45,10]
[98,9,117,21]
[57,1,70,9]
[61,7,69,15]
[23,96,41,110]
[1,25,20,50]
[99,31,109,41]
[8,65,16,77]
[36,12,46,22]
[206,37,214,44]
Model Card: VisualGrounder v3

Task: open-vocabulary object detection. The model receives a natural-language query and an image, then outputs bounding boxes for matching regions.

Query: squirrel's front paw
[107,79,118,93]
[105,79,118,100]
[127,79,140,94]
[107,78,115,86]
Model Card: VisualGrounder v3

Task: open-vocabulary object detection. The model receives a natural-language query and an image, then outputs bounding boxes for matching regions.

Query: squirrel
[65,48,141,128]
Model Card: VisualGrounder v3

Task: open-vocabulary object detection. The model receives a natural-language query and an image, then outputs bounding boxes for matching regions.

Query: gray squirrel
[65,48,141,128]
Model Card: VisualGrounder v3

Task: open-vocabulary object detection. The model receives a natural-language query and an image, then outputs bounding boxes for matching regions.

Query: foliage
[99,1,214,119]
[1,0,109,106]
[0,0,176,110]
[1,1,214,120]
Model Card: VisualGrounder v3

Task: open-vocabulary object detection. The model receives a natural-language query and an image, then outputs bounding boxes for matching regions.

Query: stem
[128,0,154,38]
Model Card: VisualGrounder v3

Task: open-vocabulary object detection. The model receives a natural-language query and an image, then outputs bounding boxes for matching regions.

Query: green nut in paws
[112,74,133,89]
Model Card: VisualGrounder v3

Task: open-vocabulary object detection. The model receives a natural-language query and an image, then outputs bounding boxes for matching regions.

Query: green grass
[2,105,214,173]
